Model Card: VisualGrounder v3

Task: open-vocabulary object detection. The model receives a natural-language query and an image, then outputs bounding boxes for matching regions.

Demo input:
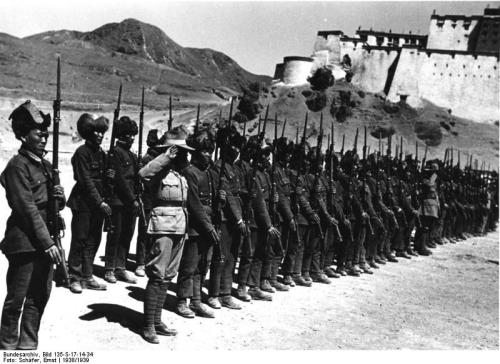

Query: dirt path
[0,229,496,351]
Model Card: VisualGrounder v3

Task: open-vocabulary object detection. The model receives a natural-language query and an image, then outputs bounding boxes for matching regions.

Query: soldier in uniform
[104,116,140,284]
[66,114,110,293]
[176,126,222,318]
[0,101,65,350]
[138,127,191,343]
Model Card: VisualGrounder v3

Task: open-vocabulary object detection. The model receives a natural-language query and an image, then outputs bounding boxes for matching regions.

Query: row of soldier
[0,90,497,348]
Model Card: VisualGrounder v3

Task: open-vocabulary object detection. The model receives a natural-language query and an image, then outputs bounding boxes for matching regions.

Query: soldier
[134,129,169,277]
[208,126,247,309]
[176,126,222,318]
[138,127,191,343]
[104,116,140,284]
[0,101,65,350]
[66,114,111,293]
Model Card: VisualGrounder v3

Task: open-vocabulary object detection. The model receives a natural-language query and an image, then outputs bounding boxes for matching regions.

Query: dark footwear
[311,273,331,284]
[135,265,146,277]
[374,257,386,265]
[248,287,272,301]
[324,267,341,278]
[347,268,360,277]
[155,322,177,336]
[292,276,312,287]
[207,296,222,309]
[260,279,275,293]
[359,265,373,275]
[104,271,117,284]
[176,301,195,318]
[385,254,398,263]
[336,268,347,276]
[368,261,379,269]
[302,274,312,283]
[220,296,242,310]
[417,248,432,256]
[395,251,411,259]
[115,269,137,284]
[189,302,215,318]
[69,281,82,294]
[81,277,107,291]
[407,248,418,256]
[142,327,159,344]
[236,286,252,302]
[283,275,296,287]
[270,281,290,291]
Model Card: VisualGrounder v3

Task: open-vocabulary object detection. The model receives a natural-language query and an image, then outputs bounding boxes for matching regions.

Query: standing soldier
[176,126,222,318]
[134,129,169,277]
[0,101,64,350]
[208,126,247,309]
[104,116,140,284]
[138,127,191,343]
[66,114,111,293]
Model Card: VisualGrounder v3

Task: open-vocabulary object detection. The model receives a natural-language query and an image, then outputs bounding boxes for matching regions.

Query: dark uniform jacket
[288,169,317,226]
[108,143,137,207]
[0,148,64,255]
[213,160,243,225]
[274,163,294,224]
[183,163,218,238]
[67,142,106,212]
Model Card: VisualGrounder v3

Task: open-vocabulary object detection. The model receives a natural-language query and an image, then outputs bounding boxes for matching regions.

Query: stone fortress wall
[274,7,500,123]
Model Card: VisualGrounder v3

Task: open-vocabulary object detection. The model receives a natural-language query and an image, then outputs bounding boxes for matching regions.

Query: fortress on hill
[273,7,500,123]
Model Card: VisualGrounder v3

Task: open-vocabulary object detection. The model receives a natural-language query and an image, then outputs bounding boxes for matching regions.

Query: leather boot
[154,282,177,336]
[143,280,160,343]
[236,284,252,302]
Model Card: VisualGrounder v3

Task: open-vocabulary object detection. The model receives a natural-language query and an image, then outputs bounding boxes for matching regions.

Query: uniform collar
[19,147,44,164]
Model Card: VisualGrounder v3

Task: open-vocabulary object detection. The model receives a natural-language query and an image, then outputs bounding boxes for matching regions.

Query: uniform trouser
[455,204,466,236]
[282,224,301,276]
[262,223,284,283]
[352,222,367,266]
[290,225,310,277]
[391,209,406,252]
[301,224,321,276]
[415,215,436,251]
[365,216,384,261]
[105,206,137,271]
[243,229,269,287]
[311,223,330,276]
[0,252,53,350]
[209,222,239,297]
[68,209,104,281]
[135,209,151,267]
[403,214,416,251]
[322,225,336,269]
[145,234,186,283]
[177,236,212,301]
[381,211,397,255]
[335,221,352,270]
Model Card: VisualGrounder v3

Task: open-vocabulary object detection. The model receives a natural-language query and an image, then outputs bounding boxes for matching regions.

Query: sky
[0,0,498,76]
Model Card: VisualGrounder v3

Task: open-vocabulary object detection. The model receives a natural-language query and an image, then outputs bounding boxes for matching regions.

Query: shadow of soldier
[79,303,143,336]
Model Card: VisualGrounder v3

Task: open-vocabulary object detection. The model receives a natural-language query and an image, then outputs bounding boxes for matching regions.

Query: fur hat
[187,125,216,152]
[9,100,51,139]
[115,116,138,138]
[94,116,109,134]
[77,114,109,140]
[146,129,167,148]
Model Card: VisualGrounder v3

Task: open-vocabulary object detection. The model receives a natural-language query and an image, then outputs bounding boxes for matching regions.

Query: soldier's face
[22,128,49,157]
[121,134,135,148]
[90,130,104,146]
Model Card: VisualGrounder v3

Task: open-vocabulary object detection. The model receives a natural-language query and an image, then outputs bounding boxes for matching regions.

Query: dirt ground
[0,99,498,352]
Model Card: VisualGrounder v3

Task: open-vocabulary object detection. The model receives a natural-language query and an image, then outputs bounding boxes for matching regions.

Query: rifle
[214,98,235,264]
[195,104,200,134]
[399,136,403,162]
[50,57,70,287]
[103,84,122,233]
[421,144,428,172]
[353,128,359,153]
[295,124,299,144]
[167,95,173,131]
[340,134,345,156]
[312,114,325,240]
[328,121,342,241]
[270,113,284,255]
[281,119,287,138]
[362,125,374,236]
[136,87,147,229]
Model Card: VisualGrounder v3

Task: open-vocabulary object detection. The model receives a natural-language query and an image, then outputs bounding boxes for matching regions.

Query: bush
[305,91,327,112]
[307,67,334,91]
[237,84,262,121]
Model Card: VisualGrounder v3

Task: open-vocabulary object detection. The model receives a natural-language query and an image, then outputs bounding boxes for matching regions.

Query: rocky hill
[0,18,270,109]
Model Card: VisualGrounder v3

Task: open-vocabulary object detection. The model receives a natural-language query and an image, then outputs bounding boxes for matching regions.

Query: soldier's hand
[209,228,220,246]
[289,218,297,232]
[218,189,227,204]
[99,202,112,216]
[45,245,62,265]
[312,213,321,225]
[166,145,178,159]
[105,169,116,179]
[53,185,65,200]
[268,226,281,239]
[273,192,279,204]
[237,220,247,236]
[329,217,338,226]
[132,200,140,215]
